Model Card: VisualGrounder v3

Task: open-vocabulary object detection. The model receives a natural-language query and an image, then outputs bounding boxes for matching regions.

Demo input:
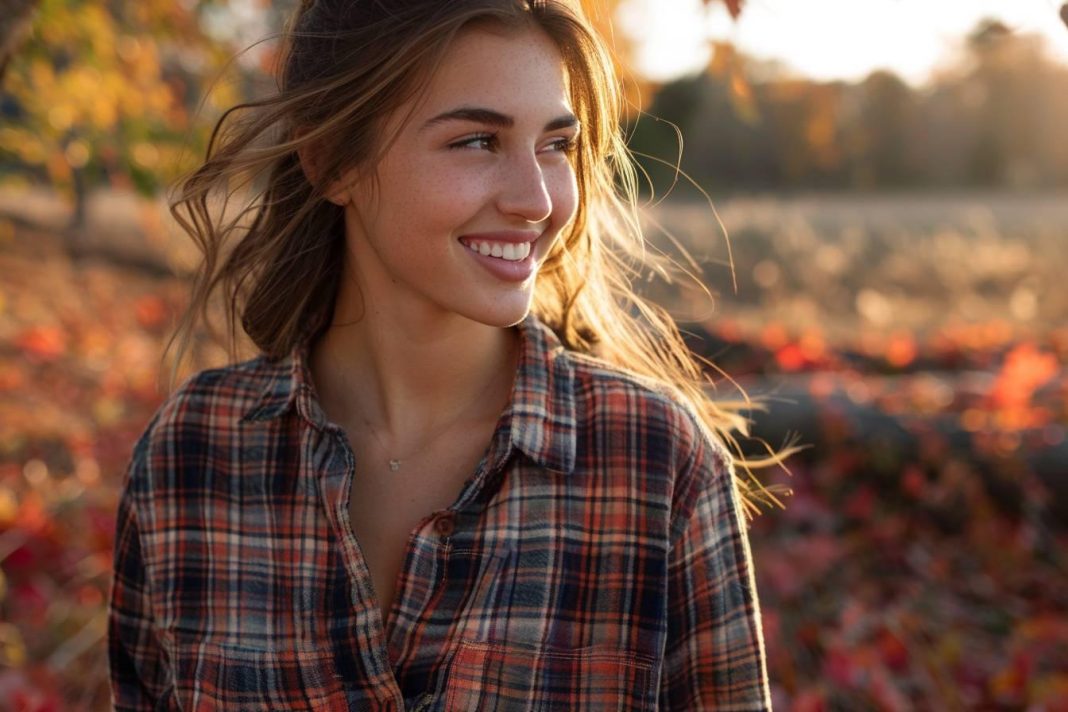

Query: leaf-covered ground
[0,190,1065,710]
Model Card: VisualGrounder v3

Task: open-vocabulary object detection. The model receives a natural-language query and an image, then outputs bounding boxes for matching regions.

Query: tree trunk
[0,0,40,85]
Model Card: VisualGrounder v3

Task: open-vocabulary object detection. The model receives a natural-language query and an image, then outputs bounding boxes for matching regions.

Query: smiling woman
[321,27,579,330]
[107,1,775,710]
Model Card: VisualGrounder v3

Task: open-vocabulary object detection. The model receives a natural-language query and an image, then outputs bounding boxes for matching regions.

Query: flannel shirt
[108,314,772,711]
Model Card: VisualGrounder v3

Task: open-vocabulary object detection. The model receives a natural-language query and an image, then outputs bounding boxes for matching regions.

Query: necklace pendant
[388,459,401,471]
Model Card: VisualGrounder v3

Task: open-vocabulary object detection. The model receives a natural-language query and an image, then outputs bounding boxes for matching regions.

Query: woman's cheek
[427,167,491,215]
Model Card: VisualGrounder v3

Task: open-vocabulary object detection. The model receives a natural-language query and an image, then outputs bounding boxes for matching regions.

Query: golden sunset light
[619,0,1068,83]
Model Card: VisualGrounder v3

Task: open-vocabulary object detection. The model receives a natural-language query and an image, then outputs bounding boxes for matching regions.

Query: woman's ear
[323,172,355,207]
[296,135,352,206]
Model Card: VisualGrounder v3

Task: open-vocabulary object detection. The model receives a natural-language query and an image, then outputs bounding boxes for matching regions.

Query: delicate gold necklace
[359,416,447,472]
[345,342,516,473]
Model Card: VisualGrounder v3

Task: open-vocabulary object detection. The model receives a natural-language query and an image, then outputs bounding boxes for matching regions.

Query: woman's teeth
[464,240,531,261]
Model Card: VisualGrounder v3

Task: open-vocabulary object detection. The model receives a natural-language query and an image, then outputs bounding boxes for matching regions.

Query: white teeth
[464,240,532,261]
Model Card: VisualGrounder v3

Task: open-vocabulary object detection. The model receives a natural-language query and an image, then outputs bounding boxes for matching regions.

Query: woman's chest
[162,531,665,711]
[147,455,672,710]
[343,420,496,621]
[345,462,472,625]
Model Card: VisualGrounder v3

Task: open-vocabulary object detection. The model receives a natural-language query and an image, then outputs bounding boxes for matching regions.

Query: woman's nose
[496,152,553,224]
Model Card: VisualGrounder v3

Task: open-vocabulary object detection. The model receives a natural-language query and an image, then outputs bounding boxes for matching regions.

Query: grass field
[645,191,1068,342]
[0,187,1065,710]
[648,191,1068,709]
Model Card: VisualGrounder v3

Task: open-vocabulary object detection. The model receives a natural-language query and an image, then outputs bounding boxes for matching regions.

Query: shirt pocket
[174,640,350,711]
[442,639,656,711]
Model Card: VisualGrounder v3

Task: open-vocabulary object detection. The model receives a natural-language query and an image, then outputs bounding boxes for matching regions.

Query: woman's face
[332,24,580,329]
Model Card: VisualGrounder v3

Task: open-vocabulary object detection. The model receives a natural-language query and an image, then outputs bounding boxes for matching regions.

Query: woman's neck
[308,300,518,450]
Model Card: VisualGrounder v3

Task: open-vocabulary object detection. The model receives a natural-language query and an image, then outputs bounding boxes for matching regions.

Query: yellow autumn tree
[0,0,242,231]
[580,0,747,114]
[0,0,750,235]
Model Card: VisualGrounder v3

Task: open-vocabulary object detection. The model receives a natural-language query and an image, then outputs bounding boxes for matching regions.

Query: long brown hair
[167,0,792,515]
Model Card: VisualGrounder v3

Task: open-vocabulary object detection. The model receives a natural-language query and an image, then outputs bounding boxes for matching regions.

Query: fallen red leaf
[14,326,67,361]
[135,295,169,330]
[900,465,926,499]
[775,343,807,372]
[989,343,1058,411]
[791,689,827,712]
[877,628,910,671]
[886,332,917,368]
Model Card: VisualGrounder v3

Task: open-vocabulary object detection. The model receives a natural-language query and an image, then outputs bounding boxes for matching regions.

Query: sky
[617,0,1068,85]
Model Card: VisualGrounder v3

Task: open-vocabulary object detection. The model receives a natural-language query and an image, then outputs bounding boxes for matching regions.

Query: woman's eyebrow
[421,106,580,132]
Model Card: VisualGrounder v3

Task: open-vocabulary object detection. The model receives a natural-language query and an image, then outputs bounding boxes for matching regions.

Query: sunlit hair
[168,0,791,515]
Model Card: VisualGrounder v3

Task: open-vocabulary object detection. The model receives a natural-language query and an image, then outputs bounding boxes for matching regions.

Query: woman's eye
[450,134,497,151]
[546,136,578,154]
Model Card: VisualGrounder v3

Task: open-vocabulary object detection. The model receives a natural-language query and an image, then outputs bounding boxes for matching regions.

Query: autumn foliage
[1,187,1066,709]
[1,0,1067,709]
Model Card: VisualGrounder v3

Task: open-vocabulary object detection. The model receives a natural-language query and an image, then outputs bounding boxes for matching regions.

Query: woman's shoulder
[565,348,677,403]
[525,318,723,460]
[527,319,678,408]
[557,347,729,470]
[161,354,281,422]
[128,354,286,466]
[555,347,736,540]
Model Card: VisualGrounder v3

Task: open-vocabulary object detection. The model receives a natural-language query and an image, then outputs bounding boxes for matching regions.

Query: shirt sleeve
[659,434,773,711]
[108,433,175,711]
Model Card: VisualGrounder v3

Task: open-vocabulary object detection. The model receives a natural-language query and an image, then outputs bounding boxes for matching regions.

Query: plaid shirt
[109,315,772,711]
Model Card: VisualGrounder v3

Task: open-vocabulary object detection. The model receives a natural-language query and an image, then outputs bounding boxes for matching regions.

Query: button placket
[316,428,406,708]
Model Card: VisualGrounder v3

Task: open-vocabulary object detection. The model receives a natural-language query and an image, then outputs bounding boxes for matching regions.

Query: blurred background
[1,0,1066,709]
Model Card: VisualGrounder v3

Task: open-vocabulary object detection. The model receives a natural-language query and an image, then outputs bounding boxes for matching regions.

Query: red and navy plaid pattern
[109,315,772,710]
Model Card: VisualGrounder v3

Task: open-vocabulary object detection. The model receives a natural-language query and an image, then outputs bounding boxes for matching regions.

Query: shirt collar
[240,314,577,475]
[506,314,577,475]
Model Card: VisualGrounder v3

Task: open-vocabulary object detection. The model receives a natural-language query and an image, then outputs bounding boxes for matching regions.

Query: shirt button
[433,513,456,538]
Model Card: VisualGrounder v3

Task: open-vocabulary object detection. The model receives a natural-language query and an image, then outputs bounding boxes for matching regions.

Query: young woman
[109,1,777,709]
